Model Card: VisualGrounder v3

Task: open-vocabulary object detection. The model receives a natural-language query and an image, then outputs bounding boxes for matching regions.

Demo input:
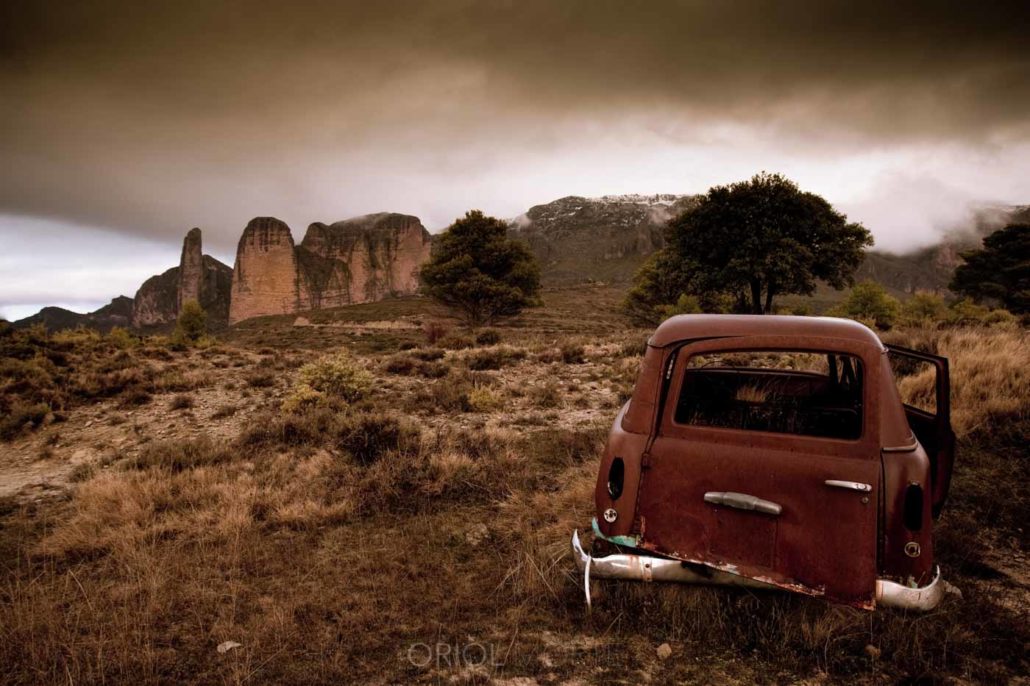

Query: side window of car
[673,350,863,440]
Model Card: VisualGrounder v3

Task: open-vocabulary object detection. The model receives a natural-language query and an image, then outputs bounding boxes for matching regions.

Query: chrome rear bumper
[571,530,944,611]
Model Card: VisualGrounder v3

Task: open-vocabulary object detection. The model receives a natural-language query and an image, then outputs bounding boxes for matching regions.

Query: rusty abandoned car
[573,315,956,610]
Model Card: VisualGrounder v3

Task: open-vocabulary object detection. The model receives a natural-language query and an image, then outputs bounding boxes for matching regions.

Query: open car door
[887,345,956,517]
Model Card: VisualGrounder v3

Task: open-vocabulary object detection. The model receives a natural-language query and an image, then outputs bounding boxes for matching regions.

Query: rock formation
[132,229,232,328]
[229,217,300,324]
[178,227,203,310]
[297,213,431,310]
[229,213,432,324]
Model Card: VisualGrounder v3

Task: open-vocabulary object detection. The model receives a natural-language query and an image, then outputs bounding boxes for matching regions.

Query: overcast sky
[1,0,1028,320]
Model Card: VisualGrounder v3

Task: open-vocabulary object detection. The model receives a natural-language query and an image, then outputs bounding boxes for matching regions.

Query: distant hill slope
[13,296,133,332]
[510,196,1028,296]
[509,194,697,284]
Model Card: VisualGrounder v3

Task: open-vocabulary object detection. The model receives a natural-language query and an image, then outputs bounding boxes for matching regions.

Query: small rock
[656,643,672,660]
[863,644,881,660]
[84,420,93,428]
[943,580,963,599]
[217,640,242,654]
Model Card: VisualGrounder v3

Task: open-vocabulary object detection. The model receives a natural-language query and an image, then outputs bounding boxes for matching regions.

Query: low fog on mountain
[1,0,1028,318]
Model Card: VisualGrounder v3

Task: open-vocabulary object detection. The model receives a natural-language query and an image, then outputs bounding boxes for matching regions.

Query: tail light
[903,483,924,532]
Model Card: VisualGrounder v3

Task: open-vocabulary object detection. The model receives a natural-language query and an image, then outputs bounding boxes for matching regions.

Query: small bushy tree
[829,281,900,329]
[419,211,541,325]
[174,299,207,344]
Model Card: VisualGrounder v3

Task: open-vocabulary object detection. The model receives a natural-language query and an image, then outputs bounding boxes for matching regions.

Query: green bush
[295,351,373,403]
[827,281,900,329]
[900,291,947,325]
[106,327,138,349]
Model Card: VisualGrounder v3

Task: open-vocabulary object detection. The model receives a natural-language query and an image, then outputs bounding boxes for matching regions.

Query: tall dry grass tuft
[887,326,1029,437]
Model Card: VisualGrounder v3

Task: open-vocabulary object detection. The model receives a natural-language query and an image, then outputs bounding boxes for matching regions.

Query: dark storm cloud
[0,0,1027,245]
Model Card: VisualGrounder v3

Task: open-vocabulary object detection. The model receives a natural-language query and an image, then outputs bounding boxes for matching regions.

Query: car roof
[648,314,885,349]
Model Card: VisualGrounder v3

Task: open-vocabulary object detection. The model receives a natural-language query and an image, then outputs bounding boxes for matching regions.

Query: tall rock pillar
[229,217,299,324]
[177,227,203,310]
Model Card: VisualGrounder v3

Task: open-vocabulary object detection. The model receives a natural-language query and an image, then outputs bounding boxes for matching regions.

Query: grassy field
[0,286,1027,684]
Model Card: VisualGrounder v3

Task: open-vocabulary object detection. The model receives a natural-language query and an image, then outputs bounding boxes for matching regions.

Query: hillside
[511,196,1028,298]
[12,296,133,332]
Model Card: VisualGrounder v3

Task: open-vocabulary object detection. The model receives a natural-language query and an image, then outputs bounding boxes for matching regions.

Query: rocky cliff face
[229,213,432,324]
[297,213,431,310]
[229,217,299,325]
[509,194,698,284]
[132,229,232,328]
[132,266,180,327]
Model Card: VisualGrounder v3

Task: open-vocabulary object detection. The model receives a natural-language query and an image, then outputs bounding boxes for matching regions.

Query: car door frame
[635,334,884,607]
[886,344,955,516]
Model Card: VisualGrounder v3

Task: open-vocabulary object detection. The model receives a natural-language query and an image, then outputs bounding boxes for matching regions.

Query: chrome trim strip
[825,479,873,492]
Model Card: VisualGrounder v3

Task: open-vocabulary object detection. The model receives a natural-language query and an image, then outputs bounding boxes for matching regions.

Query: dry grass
[886,326,1029,437]
[1,303,1027,683]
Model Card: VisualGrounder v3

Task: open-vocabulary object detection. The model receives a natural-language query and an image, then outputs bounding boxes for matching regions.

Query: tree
[950,224,1029,315]
[625,173,872,322]
[174,299,207,343]
[419,210,541,325]
[828,281,900,329]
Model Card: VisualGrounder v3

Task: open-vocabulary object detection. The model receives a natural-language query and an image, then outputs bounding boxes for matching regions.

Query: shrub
[410,348,445,362]
[827,281,900,329]
[475,329,502,345]
[128,438,232,472]
[468,386,504,412]
[415,375,473,412]
[900,291,947,325]
[168,394,194,410]
[529,380,562,408]
[0,402,49,440]
[296,351,373,402]
[560,343,587,364]
[467,345,526,370]
[106,327,138,349]
[422,321,449,345]
[438,334,474,350]
[336,413,421,466]
[383,355,418,375]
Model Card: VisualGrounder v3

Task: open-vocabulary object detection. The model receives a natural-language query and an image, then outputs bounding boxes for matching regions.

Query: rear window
[674,351,863,440]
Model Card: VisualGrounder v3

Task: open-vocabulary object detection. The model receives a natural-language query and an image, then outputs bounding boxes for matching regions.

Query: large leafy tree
[419,210,541,325]
[949,224,1029,315]
[625,173,872,323]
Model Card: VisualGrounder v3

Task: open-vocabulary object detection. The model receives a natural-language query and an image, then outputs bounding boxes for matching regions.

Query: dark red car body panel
[592,315,953,607]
